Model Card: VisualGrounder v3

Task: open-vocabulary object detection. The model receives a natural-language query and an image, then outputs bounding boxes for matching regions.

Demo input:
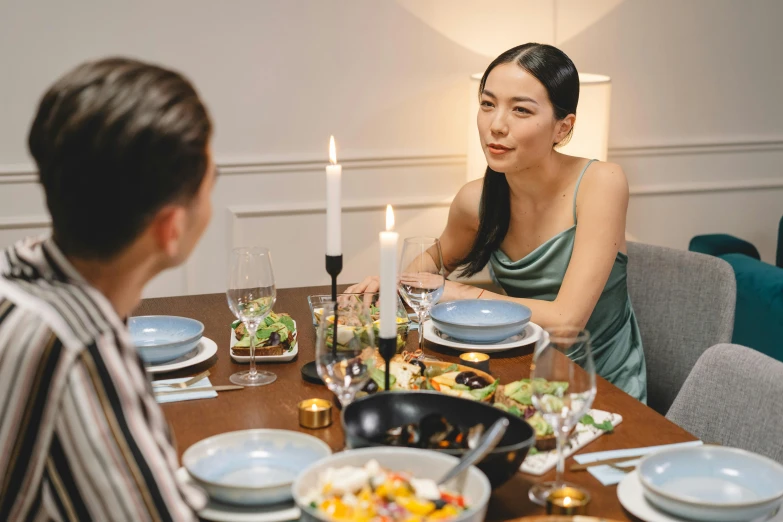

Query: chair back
[666,344,783,464]
[627,242,736,414]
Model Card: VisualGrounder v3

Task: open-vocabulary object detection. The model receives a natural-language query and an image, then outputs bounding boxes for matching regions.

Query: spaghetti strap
[572,159,597,225]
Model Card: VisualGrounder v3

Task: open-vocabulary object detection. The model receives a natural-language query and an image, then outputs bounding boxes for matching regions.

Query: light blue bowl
[129,315,204,364]
[183,429,332,506]
[430,300,531,344]
[638,445,783,522]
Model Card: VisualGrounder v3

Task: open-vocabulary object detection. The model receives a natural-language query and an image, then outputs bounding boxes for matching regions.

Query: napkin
[572,439,704,485]
[153,376,218,404]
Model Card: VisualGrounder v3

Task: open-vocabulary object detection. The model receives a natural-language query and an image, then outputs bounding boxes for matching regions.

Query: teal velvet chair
[689,216,783,362]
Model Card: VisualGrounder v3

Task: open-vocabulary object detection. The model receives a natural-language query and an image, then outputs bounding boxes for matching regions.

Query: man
[0,57,215,521]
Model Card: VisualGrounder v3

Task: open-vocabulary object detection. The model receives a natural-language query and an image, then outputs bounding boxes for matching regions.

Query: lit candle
[379,205,399,339]
[546,486,590,515]
[298,398,333,429]
[326,136,342,256]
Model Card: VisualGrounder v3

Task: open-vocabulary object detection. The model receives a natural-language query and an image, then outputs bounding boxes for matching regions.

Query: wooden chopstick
[570,454,642,471]
[154,385,244,396]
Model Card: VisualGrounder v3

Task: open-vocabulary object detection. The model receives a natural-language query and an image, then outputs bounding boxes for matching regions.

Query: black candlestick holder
[300,254,343,385]
[379,336,396,391]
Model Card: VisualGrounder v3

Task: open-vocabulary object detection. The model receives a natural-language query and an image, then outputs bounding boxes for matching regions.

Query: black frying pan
[342,391,535,489]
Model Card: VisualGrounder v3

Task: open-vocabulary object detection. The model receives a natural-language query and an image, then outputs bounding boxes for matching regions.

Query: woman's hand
[344,276,380,294]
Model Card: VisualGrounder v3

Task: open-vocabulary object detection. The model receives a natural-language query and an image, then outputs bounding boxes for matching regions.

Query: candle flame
[563,497,572,507]
[329,135,337,165]
[385,205,395,231]
[310,404,319,411]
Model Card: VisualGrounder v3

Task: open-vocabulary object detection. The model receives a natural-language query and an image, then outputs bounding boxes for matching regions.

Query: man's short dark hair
[28,57,213,259]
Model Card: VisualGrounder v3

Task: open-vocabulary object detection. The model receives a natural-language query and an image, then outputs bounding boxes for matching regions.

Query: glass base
[230,370,276,387]
[528,481,588,506]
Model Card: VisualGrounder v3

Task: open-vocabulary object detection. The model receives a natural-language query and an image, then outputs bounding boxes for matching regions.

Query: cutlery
[570,454,643,471]
[154,385,243,396]
[152,369,210,389]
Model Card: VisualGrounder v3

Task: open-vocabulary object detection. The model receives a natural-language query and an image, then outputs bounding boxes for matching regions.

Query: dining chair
[666,343,783,464]
[626,242,736,415]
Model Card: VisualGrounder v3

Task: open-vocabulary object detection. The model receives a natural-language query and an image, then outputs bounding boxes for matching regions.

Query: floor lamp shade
[466,73,612,182]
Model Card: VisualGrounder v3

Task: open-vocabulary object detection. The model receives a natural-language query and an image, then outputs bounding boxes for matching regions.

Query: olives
[455,371,489,390]
[363,379,379,394]
[455,371,478,385]
[268,331,281,345]
[409,358,427,373]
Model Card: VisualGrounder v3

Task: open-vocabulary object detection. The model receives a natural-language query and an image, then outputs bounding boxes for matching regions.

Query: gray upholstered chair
[666,344,783,464]
[626,242,736,414]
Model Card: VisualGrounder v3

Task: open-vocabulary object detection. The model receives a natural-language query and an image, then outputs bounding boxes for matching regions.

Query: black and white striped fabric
[0,236,205,521]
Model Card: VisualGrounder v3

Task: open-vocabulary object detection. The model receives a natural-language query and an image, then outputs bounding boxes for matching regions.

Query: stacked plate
[619,445,783,522]
[182,430,332,521]
[130,315,204,364]
[425,299,541,353]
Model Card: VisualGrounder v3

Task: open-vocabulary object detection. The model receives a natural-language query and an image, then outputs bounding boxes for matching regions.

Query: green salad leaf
[469,379,498,401]
[580,414,613,432]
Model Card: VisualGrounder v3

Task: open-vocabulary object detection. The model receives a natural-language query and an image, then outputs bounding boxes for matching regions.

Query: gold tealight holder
[459,352,490,372]
[546,486,590,515]
[298,398,332,429]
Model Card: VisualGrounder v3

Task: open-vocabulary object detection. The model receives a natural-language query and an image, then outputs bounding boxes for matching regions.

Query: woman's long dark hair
[456,43,580,277]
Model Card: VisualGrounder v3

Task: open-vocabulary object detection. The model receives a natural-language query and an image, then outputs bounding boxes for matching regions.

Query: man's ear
[554,114,576,145]
[150,205,187,258]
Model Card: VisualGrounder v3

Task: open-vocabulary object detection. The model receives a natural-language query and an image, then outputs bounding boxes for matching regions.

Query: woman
[350,43,647,402]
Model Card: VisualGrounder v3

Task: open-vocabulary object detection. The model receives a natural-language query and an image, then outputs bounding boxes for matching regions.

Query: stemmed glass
[315,300,374,406]
[226,247,277,387]
[398,237,445,355]
[528,327,597,505]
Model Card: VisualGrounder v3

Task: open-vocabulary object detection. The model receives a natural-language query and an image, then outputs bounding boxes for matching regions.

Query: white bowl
[638,445,783,521]
[183,429,332,506]
[292,447,491,522]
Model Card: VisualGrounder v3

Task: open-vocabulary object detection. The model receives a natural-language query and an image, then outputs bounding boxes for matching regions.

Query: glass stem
[554,425,568,487]
[417,311,425,350]
[338,391,354,407]
[247,324,258,378]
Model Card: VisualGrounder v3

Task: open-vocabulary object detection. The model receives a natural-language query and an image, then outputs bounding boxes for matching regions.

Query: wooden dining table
[136,285,697,522]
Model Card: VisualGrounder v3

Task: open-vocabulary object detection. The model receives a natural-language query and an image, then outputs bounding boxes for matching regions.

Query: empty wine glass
[528,327,597,505]
[226,247,277,386]
[315,300,374,406]
[398,237,445,354]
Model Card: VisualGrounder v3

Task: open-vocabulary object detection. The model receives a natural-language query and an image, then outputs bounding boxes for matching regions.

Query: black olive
[433,499,447,510]
[455,371,478,385]
[410,358,427,373]
[268,331,281,345]
[363,379,379,394]
[466,376,490,389]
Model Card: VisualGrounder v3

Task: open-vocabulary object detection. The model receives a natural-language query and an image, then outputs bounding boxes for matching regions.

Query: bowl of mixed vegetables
[292,447,490,522]
[308,293,410,354]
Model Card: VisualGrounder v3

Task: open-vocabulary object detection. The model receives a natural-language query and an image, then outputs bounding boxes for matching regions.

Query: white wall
[1,0,780,297]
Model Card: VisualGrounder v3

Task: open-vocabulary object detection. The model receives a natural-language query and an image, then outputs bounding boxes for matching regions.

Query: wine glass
[528,327,597,505]
[398,237,445,356]
[226,247,277,387]
[315,300,374,406]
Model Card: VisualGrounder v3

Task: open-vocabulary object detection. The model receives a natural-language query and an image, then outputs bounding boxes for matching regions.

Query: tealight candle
[459,352,490,372]
[298,398,332,429]
[546,486,590,515]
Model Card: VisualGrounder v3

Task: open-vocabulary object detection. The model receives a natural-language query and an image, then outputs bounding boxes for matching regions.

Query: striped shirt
[0,236,206,521]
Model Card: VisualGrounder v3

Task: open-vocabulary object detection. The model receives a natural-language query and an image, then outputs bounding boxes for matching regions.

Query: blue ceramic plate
[638,445,783,521]
[183,429,332,507]
[430,300,531,344]
[129,315,204,364]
